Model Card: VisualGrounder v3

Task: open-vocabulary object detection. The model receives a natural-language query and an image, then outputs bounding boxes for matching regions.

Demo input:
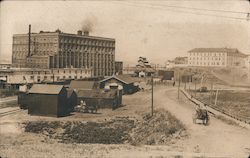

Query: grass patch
[24,109,186,145]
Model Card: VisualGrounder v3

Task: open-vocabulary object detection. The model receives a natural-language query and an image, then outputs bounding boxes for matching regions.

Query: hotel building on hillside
[12,26,115,77]
[188,48,248,67]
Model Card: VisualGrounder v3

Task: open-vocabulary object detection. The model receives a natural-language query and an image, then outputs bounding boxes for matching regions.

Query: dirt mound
[130,109,186,145]
[24,118,135,144]
[24,110,186,145]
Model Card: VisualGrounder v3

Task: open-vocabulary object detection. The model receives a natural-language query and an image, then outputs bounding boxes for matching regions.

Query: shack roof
[67,89,76,98]
[29,84,64,94]
[77,89,117,99]
[69,80,98,90]
[100,75,138,84]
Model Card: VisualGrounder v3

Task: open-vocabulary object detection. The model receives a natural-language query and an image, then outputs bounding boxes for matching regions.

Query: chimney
[84,31,89,36]
[28,24,31,57]
[77,30,82,35]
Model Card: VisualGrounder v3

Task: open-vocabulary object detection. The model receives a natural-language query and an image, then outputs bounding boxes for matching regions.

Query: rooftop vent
[84,31,89,36]
[77,30,83,35]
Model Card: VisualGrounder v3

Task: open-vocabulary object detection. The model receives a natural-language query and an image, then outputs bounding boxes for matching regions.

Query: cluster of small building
[18,74,142,117]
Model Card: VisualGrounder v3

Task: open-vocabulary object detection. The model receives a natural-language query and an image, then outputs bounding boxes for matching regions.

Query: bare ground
[153,86,250,157]
[1,86,250,157]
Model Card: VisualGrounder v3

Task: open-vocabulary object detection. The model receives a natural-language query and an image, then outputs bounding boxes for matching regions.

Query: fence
[181,88,250,125]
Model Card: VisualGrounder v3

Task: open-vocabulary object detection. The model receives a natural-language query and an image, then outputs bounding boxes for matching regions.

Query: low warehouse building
[77,89,122,109]
[158,70,174,80]
[27,84,73,117]
[99,75,139,94]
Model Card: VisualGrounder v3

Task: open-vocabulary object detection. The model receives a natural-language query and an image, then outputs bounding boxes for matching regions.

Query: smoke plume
[81,15,97,32]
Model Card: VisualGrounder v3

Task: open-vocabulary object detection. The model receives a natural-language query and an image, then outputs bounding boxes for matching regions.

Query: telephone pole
[178,71,180,99]
[151,76,154,117]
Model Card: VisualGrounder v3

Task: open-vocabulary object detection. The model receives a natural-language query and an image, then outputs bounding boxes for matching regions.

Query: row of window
[60,46,114,52]
[189,52,226,56]
[13,45,35,51]
[189,57,225,61]
[60,38,114,47]
[189,62,225,66]
[28,75,85,81]
[13,37,58,44]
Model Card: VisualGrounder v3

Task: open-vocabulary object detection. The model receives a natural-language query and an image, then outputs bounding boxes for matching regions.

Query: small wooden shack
[77,89,122,109]
[99,75,139,94]
[27,84,73,117]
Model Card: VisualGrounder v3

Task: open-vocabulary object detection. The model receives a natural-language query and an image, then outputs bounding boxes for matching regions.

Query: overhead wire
[135,1,249,14]
[112,1,249,21]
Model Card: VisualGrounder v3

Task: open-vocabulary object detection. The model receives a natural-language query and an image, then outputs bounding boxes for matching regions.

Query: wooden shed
[99,75,139,94]
[77,89,122,109]
[27,84,72,117]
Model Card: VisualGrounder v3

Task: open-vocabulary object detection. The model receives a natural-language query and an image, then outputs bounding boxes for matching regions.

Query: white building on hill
[188,48,247,68]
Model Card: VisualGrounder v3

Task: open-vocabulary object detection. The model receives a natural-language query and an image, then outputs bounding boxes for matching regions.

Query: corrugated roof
[77,90,94,98]
[69,80,98,90]
[77,89,117,99]
[29,84,64,94]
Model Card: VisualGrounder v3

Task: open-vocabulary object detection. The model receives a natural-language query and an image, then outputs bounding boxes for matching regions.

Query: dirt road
[153,85,250,157]
[1,87,250,157]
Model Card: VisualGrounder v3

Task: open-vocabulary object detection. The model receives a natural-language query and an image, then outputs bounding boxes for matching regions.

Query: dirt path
[153,85,250,157]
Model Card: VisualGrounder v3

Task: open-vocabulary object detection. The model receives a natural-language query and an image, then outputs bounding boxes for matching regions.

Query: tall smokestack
[28,24,31,57]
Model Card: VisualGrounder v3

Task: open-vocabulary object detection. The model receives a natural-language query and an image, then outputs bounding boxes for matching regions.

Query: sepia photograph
[0,0,250,157]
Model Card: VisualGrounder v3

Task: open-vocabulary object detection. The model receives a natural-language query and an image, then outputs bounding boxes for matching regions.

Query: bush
[197,86,208,92]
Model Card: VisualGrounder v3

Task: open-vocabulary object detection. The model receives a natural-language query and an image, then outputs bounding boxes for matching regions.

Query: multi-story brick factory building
[188,48,247,67]
[12,25,115,76]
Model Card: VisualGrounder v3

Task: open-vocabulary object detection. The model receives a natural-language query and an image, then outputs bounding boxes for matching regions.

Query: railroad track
[0,109,22,117]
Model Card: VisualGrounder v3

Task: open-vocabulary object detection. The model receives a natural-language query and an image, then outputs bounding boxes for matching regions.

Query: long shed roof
[69,80,98,90]
[29,84,64,94]
[100,75,138,84]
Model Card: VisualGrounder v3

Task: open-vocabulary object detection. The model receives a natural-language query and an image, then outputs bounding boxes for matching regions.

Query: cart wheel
[193,118,196,124]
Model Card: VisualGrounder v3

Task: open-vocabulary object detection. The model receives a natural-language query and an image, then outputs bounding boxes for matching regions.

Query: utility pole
[184,78,186,90]
[194,79,197,97]
[214,89,219,106]
[151,76,154,117]
[210,81,213,104]
[178,71,180,99]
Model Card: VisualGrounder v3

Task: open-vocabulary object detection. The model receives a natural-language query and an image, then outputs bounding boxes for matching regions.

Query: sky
[0,0,250,66]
